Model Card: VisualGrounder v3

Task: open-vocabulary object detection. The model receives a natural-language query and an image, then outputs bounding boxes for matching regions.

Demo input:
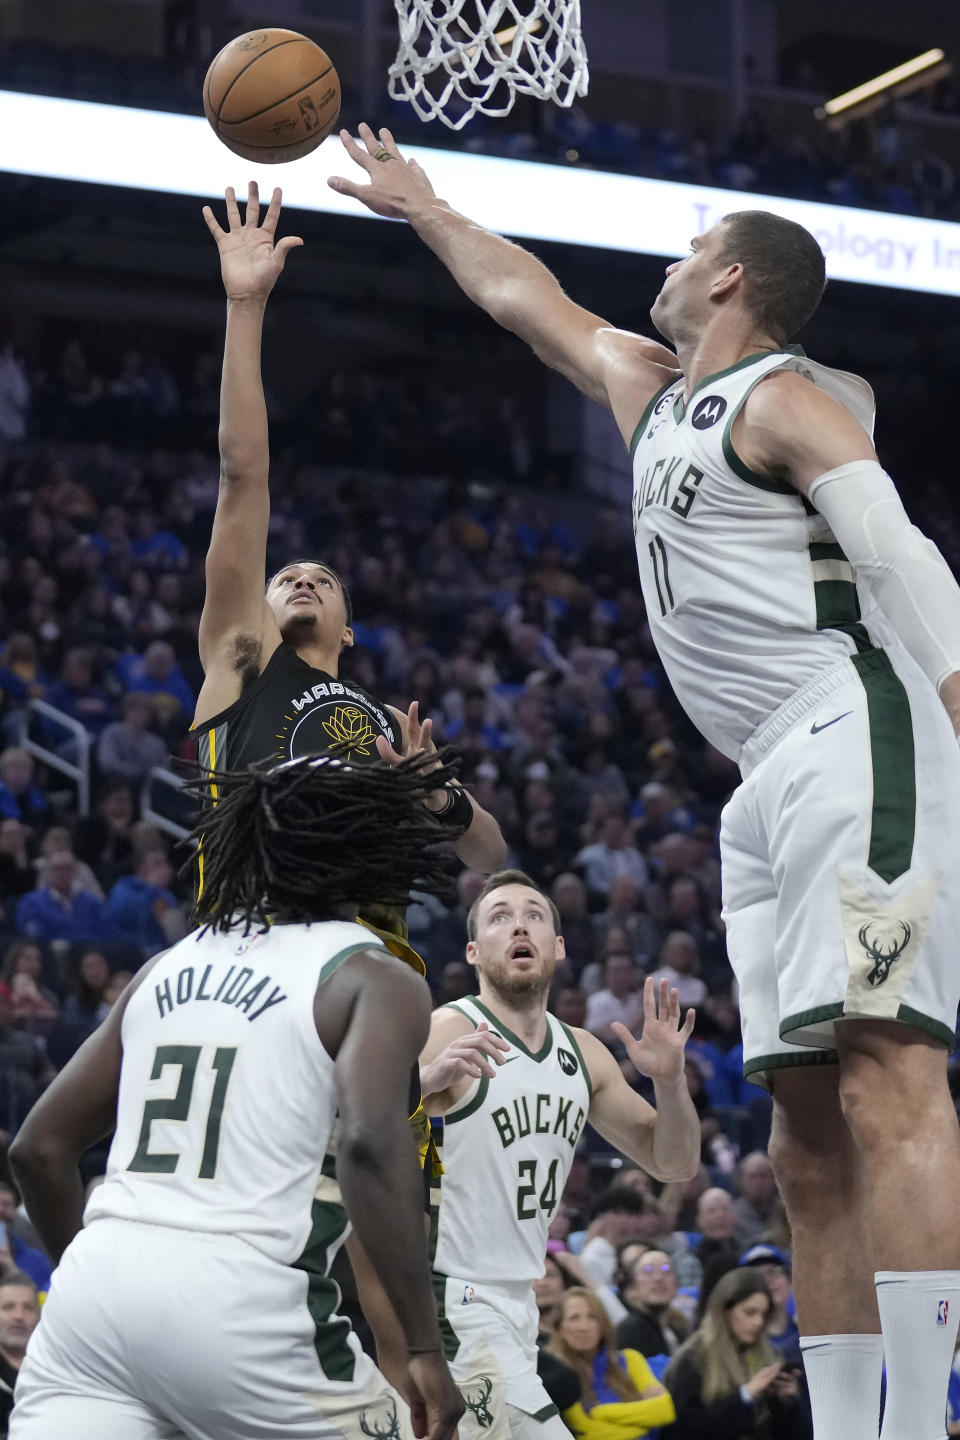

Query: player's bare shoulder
[598,329,681,447]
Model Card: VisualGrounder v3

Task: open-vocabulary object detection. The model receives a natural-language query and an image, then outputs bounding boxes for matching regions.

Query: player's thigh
[11,1377,184,1440]
[766,661,960,1051]
[720,785,788,1084]
[506,1404,569,1440]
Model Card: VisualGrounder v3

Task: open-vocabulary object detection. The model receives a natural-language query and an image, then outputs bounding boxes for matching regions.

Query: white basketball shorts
[437,1277,567,1440]
[11,1218,412,1440]
[720,650,960,1090]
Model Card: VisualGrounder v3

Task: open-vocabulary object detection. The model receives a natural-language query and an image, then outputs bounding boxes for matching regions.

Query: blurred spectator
[75,785,137,888]
[519,812,571,889]
[0,822,32,901]
[739,1246,801,1366]
[0,1188,50,1295]
[584,954,646,1043]
[105,849,186,957]
[0,752,47,829]
[575,813,648,898]
[0,345,29,447]
[14,852,111,946]
[97,694,168,786]
[46,948,111,1070]
[548,1287,675,1438]
[579,1187,650,1289]
[591,875,659,969]
[550,873,595,980]
[552,986,587,1029]
[649,933,707,1011]
[732,1153,780,1250]
[43,648,113,738]
[615,1250,689,1371]
[0,1270,39,1437]
[665,1269,811,1439]
[0,990,49,1136]
[34,826,104,900]
[115,641,194,734]
[436,961,473,1006]
[534,1252,571,1342]
[0,637,45,725]
[0,942,57,1035]
[679,1189,741,1291]
[632,783,692,852]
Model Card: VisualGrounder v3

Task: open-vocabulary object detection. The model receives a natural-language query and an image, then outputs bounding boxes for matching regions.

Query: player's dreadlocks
[187,746,464,934]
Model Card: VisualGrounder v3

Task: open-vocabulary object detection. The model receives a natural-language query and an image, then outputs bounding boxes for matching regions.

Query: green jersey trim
[557,1021,593,1099]
[469,998,554,1062]
[719,367,796,495]
[317,941,385,987]
[852,650,917,884]
[808,541,874,655]
[291,1197,356,1382]
[445,1075,490,1125]
[672,345,804,424]
[628,377,676,457]
[742,1049,839,1087]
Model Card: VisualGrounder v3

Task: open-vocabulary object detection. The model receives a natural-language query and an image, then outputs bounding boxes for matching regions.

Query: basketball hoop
[388,1,589,131]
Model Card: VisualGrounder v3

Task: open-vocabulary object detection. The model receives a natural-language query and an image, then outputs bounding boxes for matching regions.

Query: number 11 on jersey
[647,533,676,617]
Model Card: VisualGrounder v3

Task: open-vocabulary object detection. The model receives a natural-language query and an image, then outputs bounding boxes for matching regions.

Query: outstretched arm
[329,126,679,444]
[579,978,700,1182]
[195,183,302,722]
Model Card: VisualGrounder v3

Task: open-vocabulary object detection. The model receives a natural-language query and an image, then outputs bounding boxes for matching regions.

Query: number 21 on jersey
[128,1044,237,1180]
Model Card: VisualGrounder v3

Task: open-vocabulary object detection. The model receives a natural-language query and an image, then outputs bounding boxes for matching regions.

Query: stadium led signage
[2,88,959,298]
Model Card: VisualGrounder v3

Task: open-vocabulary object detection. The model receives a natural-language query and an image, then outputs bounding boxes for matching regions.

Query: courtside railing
[17,700,91,815]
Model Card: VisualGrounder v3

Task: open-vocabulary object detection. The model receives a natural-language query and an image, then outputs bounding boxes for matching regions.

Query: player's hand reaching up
[329,123,436,220]
[420,1022,511,1098]
[611,977,695,1085]
[202,182,303,302]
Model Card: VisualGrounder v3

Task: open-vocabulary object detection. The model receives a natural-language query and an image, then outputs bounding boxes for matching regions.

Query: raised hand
[328,123,436,220]
[202,182,303,302]
[420,1023,511,1098]
[611,977,695,1085]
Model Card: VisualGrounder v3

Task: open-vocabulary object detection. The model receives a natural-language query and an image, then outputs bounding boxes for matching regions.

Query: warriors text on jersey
[195,642,400,774]
[629,347,899,759]
[433,998,592,1286]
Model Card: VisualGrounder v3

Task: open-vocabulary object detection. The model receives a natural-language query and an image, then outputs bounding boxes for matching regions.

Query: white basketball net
[388,0,589,131]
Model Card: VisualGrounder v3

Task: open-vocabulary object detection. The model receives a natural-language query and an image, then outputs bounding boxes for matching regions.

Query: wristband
[407,1344,443,1356]
[434,785,473,831]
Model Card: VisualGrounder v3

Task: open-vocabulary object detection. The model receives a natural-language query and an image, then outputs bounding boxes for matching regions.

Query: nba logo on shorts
[938,1299,949,1326]
[462,1285,475,1305]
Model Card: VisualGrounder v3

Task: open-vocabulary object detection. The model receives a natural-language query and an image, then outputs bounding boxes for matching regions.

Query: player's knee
[837,1042,929,1152]
[767,1124,833,1208]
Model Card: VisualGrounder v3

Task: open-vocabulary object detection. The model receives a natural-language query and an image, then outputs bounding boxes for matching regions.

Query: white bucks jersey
[86,920,383,1265]
[630,347,891,760]
[433,998,591,1285]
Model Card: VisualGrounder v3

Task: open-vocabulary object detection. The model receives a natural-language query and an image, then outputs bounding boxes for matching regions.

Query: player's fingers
[327,175,367,199]
[407,158,437,195]
[262,185,283,233]
[659,977,671,1018]
[379,126,403,156]
[610,1020,636,1047]
[642,974,657,1019]
[337,128,376,172]
[276,236,304,265]
[359,120,385,156]
[224,185,241,228]
[419,716,434,752]
[681,1007,696,1039]
[668,986,681,1023]
[201,205,225,239]
[375,735,403,765]
[243,179,260,227]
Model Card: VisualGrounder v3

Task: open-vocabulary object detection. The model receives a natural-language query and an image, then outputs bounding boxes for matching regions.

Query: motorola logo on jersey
[691,395,727,429]
[557,1048,578,1076]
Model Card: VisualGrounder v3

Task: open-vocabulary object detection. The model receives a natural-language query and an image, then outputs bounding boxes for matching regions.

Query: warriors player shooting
[419,870,694,1440]
[332,125,960,1440]
[6,750,465,1440]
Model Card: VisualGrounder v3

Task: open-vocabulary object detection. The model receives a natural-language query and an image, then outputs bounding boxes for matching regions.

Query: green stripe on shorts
[852,651,917,884]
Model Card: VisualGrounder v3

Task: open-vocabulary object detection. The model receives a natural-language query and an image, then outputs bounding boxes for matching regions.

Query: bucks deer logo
[322,705,376,757]
[461,1377,495,1429]
[359,1398,402,1440]
[858,920,911,988]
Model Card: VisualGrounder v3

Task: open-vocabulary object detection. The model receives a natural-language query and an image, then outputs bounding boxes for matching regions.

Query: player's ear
[465,940,480,969]
[554,934,566,962]
[340,626,354,652]
[711,262,743,300]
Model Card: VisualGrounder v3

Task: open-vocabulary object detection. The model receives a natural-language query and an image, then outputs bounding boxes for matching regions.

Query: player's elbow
[9,1128,62,1185]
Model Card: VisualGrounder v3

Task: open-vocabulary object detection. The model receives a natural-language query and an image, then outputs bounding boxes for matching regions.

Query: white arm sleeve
[808,459,960,693]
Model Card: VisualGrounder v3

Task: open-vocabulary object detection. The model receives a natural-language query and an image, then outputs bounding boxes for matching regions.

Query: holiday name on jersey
[154,962,287,1023]
[632,456,705,529]
[492,1093,586,1150]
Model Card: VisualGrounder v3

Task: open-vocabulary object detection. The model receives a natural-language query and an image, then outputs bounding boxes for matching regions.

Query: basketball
[203,29,341,165]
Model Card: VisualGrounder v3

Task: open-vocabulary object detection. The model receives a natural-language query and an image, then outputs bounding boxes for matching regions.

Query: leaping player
[333,124,960,1440]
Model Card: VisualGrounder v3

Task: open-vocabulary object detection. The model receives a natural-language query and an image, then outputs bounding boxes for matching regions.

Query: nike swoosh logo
[810,711,853,735]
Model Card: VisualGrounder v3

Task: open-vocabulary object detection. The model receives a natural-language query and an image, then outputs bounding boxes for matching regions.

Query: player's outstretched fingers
[379,126,402,156]
[202,205,225,240]
[659,976,671,1018]
[642,974,658,1020]
[359,120,386,156]
[680,1007,696,1040]
[244,179,260,226]
[224,185,242,229]
[262,185,283,235]
[337,128,377,172]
